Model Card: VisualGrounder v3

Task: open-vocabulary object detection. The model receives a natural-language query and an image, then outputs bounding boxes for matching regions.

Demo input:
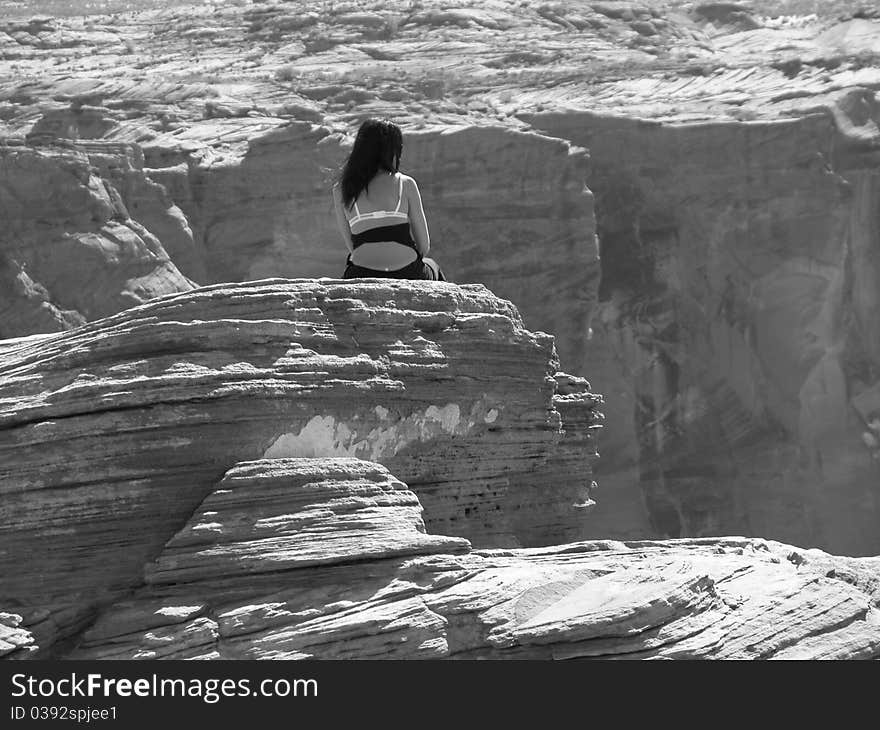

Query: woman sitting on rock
[332,118,445,280]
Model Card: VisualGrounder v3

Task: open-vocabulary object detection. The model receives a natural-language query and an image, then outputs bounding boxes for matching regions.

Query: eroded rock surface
[0,613,36,660]
[2,1,880,555]
[70,457,880,660]
[0,141,195,339]
[0,279,601,654]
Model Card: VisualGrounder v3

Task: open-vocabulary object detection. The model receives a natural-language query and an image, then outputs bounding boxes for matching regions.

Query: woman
[332,118,444,280]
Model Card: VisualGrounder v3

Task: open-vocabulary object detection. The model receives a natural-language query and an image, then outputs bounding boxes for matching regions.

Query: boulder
[0,279,601,653]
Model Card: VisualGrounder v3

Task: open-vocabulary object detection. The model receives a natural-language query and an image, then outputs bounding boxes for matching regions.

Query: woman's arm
[331,183,354,253]
[404,176,430,256]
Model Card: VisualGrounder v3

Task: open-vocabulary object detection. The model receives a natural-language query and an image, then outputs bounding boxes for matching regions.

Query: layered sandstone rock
[71,457,880,660]
[1,0,880,554]
[0,279,601,654]
[0,141,195,338]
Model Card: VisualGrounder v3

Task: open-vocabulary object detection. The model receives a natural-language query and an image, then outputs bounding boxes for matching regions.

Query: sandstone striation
[1,274,877,660]
[69,457,880,660]
[1,1,880,561]
[0,279,601,654]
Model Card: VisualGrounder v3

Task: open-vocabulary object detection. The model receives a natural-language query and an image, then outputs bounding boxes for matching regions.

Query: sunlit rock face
[66,458,880,661]
[525,96,880,556]
[0,141,195,339]
[0,279,601,653]
[152,120,343,286]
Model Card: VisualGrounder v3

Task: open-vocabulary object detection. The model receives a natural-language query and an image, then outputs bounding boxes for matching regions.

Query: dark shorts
[342,256,444,281]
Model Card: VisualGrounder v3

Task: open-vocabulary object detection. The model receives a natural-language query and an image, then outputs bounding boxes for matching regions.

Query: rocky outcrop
[8,117,600,375]
[0,141,195,338]
[0,279,601,654]
[182,122,599,372]
[3,279,876,660]
[0,613,35,660]
[2,0,880,554]
[67,457,880,660]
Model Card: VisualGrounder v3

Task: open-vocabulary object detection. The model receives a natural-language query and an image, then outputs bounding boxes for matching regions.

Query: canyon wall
[0,139,195,339]
[524,96,880,555]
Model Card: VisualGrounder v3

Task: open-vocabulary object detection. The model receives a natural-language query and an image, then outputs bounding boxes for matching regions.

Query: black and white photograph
[1,0,880,711]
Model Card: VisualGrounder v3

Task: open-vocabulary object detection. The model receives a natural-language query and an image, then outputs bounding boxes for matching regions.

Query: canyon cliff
[1,2,879,559]
[4,280,879,661]
[0,141,195,338]
[525,100,880,555]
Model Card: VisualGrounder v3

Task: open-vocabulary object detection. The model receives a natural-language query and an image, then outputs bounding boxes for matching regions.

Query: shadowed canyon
[2,0,880,659]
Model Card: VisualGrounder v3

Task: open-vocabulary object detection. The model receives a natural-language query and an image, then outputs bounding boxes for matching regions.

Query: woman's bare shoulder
[397,173,420,190]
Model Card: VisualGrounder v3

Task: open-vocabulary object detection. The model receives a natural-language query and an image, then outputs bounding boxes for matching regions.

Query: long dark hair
[338,118,403,208]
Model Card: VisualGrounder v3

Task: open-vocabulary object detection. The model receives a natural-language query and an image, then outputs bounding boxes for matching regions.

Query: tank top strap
[394,176,404,213]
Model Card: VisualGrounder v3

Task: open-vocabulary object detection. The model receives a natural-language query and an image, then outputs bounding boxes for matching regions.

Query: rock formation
[46,457,880,660]
[2,278,878,660]
[1,1,879,558]
[0,140,195,339]
[523,93,880,555]
[0,614,35,660]
[0,279,601,655]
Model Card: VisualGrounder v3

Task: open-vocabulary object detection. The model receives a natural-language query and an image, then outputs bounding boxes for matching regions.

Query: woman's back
[349,172,405,219]
[346,172,410,236]
[335,170,430,268]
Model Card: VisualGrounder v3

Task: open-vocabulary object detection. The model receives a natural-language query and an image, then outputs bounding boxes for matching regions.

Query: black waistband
[351,222,416,250]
